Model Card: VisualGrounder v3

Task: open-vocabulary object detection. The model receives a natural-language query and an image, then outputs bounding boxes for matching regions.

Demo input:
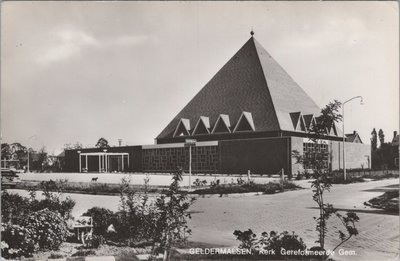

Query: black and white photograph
[1,1,399,260]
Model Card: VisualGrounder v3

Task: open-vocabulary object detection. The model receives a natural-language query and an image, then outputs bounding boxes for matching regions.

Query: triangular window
[302,114,314,131]
[173,119,191,137]
[299,116,306,132]
[212,115,231,134]
[233,112,255,132]
[192,117,210,135]
[289,112,301,130]
[309,117,317,132]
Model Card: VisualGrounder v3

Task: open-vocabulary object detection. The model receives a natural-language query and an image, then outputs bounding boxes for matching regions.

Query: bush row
[1,182,75,259]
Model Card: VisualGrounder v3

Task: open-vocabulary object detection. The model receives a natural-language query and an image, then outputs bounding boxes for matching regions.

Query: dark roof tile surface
[157,37,321,140]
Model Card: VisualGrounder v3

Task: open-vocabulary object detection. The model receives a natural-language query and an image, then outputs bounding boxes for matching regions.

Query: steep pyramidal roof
[156,36,321,140]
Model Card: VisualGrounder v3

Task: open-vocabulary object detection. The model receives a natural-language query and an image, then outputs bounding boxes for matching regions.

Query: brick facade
[142,146,219,173]
[219,137,290,175]
[64,137,371,175]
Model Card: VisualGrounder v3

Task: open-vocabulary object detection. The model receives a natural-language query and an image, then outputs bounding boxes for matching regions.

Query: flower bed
[191,181,301,195]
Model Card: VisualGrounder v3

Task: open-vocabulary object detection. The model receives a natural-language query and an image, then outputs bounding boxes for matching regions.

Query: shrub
[49,253,65,259]
[210,179,220,187]
[233,229,257,250]
[82,207,116,237]
[115,177,159,242]
[192,181,300,195]
[1,188,75,258]
[152,168,195,259]
[30,196,76,221]
[71,249,96,257]
[233,229,307,258]
[329,173,364,184]
[23,209,71,251]
[91,235,105,248]
[365,190,399,212]
[1,223,36,259]
[237,177,245,185]
[30,180,76,220]
[363,172,399,180]
[265,231,307,255]
[2,187,75,226]
[1,191,31,224]
[193,179,208,187]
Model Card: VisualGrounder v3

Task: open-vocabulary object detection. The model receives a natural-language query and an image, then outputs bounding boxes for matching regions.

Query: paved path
[8,179,399,260]
[188,179,399,261]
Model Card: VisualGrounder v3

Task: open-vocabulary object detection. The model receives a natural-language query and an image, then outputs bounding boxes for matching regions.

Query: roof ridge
[250,37,282,131]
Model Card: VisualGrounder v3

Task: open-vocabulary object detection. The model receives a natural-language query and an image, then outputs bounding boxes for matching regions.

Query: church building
[64,33,370,175]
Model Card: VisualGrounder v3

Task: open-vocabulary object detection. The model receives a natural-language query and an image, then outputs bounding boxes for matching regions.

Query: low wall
[330,141,371,170]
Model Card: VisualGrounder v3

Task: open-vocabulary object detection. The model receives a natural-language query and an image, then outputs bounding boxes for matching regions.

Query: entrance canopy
[77,152,129,173]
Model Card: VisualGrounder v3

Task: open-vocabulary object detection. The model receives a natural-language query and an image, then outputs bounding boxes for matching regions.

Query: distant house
[46,151,65,172]
[345,131,363,143]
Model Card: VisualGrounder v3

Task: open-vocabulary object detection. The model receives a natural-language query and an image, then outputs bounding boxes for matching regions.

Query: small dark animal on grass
[91,177,98,182]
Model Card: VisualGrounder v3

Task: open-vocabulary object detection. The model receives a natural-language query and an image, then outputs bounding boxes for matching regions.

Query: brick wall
[219,137,290,174]
[142,146,219,173]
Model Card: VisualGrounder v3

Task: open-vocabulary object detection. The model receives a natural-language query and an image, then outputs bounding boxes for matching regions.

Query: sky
[1,1,398,155]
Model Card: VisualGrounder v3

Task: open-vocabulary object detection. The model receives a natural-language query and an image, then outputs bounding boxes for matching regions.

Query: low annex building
[64,33,371,175]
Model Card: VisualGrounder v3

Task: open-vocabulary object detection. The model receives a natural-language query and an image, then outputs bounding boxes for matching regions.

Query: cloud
[38,30,98,64]
[37,30,157,65]
[112,35,158,46]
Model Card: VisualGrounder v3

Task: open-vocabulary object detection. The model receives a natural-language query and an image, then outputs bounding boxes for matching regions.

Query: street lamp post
[103,149,108,172]
[342,96,363,181]
[77,151,81,173]
[185,139,196,191]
